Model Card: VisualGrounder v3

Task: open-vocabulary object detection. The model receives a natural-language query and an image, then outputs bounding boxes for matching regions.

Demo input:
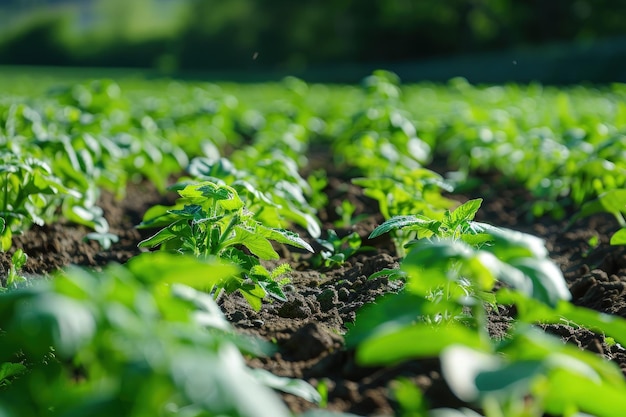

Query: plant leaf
[446,198,483,229]
[0,362,27,384]
[369,215,437,239]
[262,227,314,252]
[356,323,489,366]
[128,252,239,290]
[610,228,626,245]
[229,226,279,260]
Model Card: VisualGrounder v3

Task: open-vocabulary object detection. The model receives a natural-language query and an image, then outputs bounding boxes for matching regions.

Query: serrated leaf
[258,279,287,302]
[228,226,279,260]
[191,182,244,211]
[447,198,483,228]
[169,204,206,221]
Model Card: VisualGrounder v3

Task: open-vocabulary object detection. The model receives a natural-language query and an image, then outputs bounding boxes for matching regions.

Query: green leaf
[356,323,489,366]
[137,203,184,228]
[0,362,26,384]
[345,292,430,348]
[263,227,314,252]
[229,226,279,260]
[512,257,571,306]
[554,299,626,350]
[446,198,483,228]
[258,279,287,302]
[184,182,244,211]
[369,215,438,239]
[239,284,266,311]
[171,346,291,417]
[0,217,11,251]
[403,239,473,270]
[128,252,239,290]
[610,228,626,245]
[10,293,96,358]
[482,225,549,259]
[169,204,207,221]
[440,345,505,402]
[137,220,191,249]
[577,189,626,223]
[171,284,231,331]
[0,230,11,252]
[542,366,626,416]
[11,249,27,270]
[460,232,493,247]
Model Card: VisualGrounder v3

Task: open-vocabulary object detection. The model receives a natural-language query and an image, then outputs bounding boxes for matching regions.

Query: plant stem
[214,214,239,254]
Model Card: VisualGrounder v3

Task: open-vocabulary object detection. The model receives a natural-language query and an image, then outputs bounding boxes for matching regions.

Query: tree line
[0,0,624,73]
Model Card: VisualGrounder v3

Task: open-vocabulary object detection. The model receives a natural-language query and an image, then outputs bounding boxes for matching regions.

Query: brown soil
[2,165,625,416]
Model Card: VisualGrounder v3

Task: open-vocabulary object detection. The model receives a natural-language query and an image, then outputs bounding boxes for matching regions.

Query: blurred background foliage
[1,0,626,83]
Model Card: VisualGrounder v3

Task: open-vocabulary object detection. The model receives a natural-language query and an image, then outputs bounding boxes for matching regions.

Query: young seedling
[334,200,369,228]
[571,189,626,245]
[311,229,374,269]
[1,249,28,290]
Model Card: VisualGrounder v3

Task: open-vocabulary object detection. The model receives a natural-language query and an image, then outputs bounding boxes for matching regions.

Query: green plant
[369,198,489,256]
[440,324,626,417]
[3,249,27,290]
[0,252,319,417]
[311,229,373,269]
[188,150,322,239]
[347,225,571,352]
[0,153,88,251]
[571,188,626,245]
[138,180,313,310]
[333,70,431,177]
[334,200,368,228]
[347,217,626,416]
[354,169,454,218]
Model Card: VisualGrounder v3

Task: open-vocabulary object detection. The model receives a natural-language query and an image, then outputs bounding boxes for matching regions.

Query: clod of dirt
[282,322,343,361]
[277,293,318,319]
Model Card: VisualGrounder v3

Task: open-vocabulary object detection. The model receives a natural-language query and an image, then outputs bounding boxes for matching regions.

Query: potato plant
[138,180,313,310]
[347,223,626,416]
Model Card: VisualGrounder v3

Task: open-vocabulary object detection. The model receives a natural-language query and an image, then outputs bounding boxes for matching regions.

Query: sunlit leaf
[128,251,238,290]
[356,323,490,366]
[369,215,438,239]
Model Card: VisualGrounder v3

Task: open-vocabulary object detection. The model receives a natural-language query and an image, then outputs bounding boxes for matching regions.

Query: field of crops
[2,69,626,417]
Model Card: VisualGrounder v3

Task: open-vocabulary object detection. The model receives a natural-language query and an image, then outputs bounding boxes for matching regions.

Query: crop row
[1,71,626,416]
